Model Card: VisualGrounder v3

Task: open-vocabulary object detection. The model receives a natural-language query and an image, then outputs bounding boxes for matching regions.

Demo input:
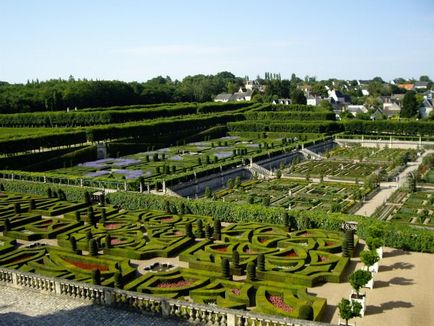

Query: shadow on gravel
[384,249,410,258]
[380,262,414,272]
[319,304,337,323]
[366,300,414,315]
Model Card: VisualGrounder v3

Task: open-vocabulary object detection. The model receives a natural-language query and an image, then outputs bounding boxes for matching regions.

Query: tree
[69,235,77,252]
[232,249,240,270]
[227,178,234,189]
[105,234,112,248]
[349,270,372,297]
[366,237,383,251]
[400,91,419,118]
[204,186,212,198]
[185,222,194,239]
[405,172,417,193]
[114,271,123,289]
[291,89,307,104]
[338,298,362,326]
[213,218,221,240]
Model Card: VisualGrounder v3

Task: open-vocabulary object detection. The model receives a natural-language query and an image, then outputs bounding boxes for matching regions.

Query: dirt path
[310,246,434,326]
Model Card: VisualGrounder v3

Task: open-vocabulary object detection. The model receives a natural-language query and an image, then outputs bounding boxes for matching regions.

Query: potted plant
[349,269,372,316]
[338,298,362,326]
[366,236,384,259]
[360,250,380,274]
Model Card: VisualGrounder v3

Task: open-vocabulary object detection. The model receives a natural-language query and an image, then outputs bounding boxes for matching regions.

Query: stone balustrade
[0,267,332,326]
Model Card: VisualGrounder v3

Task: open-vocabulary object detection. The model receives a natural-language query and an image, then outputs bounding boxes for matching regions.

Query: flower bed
[156,279,193,288]
[63,258,109,271]
[266,294,294,312]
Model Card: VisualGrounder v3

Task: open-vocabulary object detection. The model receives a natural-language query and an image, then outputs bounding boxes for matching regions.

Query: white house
[328,89,349,104]
[272,98,292,105]
[415,81,429,90]
[214,93,232,102]
[347,105,368,117]
[307,96,322,106]
[419,98,433,118]
[361,89,370,96]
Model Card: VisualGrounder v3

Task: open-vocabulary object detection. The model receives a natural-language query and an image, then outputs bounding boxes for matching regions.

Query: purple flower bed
[214,152,233,159]
[84,171,111,178]
[79,158,139,169]
[114,169,143,179]
[169,155,183,161]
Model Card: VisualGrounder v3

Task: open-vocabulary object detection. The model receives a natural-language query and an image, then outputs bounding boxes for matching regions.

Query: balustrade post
[11,272,18,288]
[104,288,114,305]
[54,280,61,294]
[227,312,236,326]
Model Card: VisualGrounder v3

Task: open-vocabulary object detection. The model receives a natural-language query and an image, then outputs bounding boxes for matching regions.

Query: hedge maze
[0,190,353,321]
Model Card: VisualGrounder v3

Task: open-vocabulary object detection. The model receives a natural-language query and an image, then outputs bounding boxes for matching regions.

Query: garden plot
[214,179,370,213]
[326,146,418,164]
[47,135,293,185]
[284,160,384,180]
[376,191,434,227]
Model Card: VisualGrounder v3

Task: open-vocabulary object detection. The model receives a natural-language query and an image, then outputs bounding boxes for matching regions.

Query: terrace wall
[0,267,332,326]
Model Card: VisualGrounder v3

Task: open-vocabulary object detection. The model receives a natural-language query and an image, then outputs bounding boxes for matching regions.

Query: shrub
[349,270,372,297]
[247,262,256,281]
[105,234,112,249]
[114,271,123,289]
[14,203,21,214]
[91,269,101,285]
[232,250,240,270]
[221,258,231,280]
[338,298,362,326]
[185,222,194,239]
[69,236,77,252]
[360,250,379,268]
[298,304,314,321]
[205,224,212,239]
[29,199,36,211]
[89,239,98,256]
[342,230,354,258]
[213,218,221,240]
[257,253,265,272]
[366,237,383,250]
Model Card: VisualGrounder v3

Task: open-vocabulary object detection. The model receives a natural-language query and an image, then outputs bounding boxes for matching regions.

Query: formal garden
[0,189,366,321]
[212,179,372,214]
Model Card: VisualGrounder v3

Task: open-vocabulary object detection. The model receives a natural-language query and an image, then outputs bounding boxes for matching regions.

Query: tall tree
[400,91,419,118]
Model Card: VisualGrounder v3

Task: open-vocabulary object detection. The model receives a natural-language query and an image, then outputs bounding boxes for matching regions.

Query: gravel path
[0,286,194,326]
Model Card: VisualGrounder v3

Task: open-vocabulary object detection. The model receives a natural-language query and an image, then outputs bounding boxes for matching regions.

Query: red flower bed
[161,217,173,222]
[259,238,267,243]
[174,231,183,236]
[266,294,294,312]
[156,279,193,288]
[7,254,35,264]
[63,258,109,271]
[231,288,241,296]
[243,248,256,254]
[286,250,298,257]
[319,255,328,262]
[105,223,120,230]
[325,241,336,247]
[111,239,125,245]
[300,232,312,237]
[215,247,228,252]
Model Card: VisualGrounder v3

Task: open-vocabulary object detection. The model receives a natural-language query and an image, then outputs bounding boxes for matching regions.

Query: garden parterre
[0,190,353,321]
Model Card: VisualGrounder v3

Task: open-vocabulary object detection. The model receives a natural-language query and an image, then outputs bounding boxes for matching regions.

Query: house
[357,80,371,86]
[397,83,415,91]
[361,89,370,96]
[370,109,385,120]
[214,93,232,103]
[245,80,259,91]
[328,89,350,104]
[347,105,368,117]
[272,98,292,105]
[306,96,322,106]
[419,98,433,118]
[383,101,401,118]
[415,81,429,90]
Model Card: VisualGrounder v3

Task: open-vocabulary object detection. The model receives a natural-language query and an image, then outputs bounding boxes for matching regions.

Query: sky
[1,0,433,83]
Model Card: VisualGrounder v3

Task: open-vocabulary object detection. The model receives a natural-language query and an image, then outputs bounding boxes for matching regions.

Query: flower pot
[376,247,383,259]
[350,291,366,317]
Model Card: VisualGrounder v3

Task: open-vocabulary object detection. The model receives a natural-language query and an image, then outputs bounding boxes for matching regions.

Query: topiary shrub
[91,269,101,285]
[89,239,98,256]
[232,249,240,270]
[14,203,21,215]
[360,250,379,269]
[69,235,77,252]
[247,262,256,281]
[257,253,265,272]
[213,218,221,240]
[221,258,231,280]
[75,211,81,222]
[84,191,91,204]
[29,199,36,211]
[100,208,106,223]
[114,271,123,289]
[185,222,194,239]
[349,270,372,297]
[298,304,314,320]
[47,188,52,198]
[105,234,112,249]
[3,218,11,231]
[196,219,205,238]
[204,224,212,239]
